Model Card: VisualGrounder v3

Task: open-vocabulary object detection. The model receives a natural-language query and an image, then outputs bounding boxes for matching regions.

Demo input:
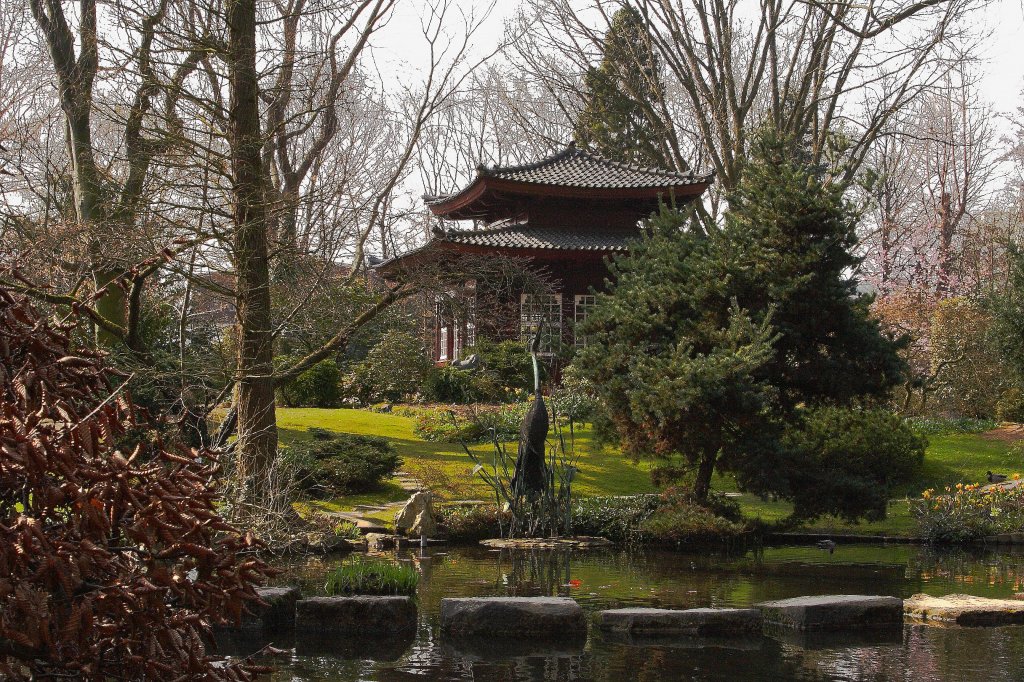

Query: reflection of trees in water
[494,549,574,597]
[910,545,1024,594]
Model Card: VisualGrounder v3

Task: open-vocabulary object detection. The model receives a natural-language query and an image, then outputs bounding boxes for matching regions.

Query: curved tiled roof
[441,222,638,251]
[424,144,712,208]
[479,145,707,188]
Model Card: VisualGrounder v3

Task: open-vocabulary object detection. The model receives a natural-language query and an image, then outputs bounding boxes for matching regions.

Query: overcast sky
[372,0,1023,127]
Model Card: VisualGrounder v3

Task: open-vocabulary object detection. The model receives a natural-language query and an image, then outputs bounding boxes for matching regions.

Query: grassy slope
[279,408,1020,537]
[277,408,657,504]
[719,431,1022,536]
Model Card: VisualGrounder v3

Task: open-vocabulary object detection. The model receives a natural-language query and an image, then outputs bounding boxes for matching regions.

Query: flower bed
[913,478,1024,542]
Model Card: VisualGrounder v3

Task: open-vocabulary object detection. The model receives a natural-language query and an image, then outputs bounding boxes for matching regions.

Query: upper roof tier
[425,144,713,222]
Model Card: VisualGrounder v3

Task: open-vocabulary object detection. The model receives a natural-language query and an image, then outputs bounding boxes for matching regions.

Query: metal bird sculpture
[511,326,549,501]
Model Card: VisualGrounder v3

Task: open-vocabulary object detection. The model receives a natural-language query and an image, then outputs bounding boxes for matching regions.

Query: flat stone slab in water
[758,595,902,631]
[904,593,1024,626]
[479,536,613,549]
[440,597,586,638]
[596,608,761,636]
[217,586,300,633]
[295,596,416,635]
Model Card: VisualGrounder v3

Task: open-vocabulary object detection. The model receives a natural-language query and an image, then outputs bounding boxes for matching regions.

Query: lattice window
[439,327,448,361]
[520,293,562,355]
[574,294,597,347]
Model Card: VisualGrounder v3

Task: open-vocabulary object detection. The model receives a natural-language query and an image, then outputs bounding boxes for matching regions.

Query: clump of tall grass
[324,557,418,596]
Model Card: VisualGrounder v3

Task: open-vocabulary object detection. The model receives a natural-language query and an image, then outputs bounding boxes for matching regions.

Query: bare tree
[506,0,990,195]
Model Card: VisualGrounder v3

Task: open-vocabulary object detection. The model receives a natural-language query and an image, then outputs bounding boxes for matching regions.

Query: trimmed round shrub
[285,432,401,497]
[350,331,433,403]
[641,502,747,544]
[420,366,476,403]
[277,357,341,408]
[468,339,534,392]
[781,407,926,522]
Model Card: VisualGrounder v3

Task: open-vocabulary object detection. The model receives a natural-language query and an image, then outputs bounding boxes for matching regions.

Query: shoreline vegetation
[276,407,1023,545]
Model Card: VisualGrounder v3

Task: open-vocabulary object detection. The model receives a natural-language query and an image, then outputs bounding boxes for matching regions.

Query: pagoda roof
[425,144,712,221]
[440,222,636,251]
[376,221,637,276]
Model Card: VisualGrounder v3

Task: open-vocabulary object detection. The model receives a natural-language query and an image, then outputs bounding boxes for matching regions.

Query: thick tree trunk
[31,0,126,346]
[227,0,278,496]
[692,448,719,504]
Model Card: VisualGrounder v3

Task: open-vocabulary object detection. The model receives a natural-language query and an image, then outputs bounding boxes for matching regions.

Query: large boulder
[758,595,903,631]
[904,593,1024,626]
[295,596,417,635]
[440,597,586,639]
[596,607,760,636]
[395,491,436,537]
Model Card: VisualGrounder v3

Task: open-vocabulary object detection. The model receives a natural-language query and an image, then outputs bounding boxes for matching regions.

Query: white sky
[372,0,1024,124]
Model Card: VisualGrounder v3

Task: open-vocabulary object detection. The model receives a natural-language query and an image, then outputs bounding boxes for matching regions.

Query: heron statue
[511,325,549,501]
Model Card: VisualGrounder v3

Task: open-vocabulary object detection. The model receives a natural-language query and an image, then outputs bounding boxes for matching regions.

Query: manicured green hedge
[285,431,401,497]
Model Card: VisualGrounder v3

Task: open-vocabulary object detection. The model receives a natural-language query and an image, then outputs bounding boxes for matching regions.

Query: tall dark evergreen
[720,129,906,410]
[577,128,909,511]
[574,6,668,167]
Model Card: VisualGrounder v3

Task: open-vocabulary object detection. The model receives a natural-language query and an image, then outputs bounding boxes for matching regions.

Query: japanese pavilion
[379,143,713,364]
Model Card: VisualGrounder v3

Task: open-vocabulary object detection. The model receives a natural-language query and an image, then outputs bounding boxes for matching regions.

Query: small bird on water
[988,471,1008,484]
[816,539,836,555]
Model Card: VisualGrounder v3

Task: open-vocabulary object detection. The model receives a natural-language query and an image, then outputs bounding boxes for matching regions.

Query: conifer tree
[574,5,668,166]
[577,128,908,508]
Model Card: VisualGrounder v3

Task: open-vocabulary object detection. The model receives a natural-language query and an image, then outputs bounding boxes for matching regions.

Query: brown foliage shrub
[0,290,274,680]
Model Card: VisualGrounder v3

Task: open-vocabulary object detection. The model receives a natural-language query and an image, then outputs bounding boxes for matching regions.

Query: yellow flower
[1014,473,1021,481]
[922,490,932,500]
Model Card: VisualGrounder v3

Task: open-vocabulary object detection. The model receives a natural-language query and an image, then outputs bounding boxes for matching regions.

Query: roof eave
[429,176,712,221]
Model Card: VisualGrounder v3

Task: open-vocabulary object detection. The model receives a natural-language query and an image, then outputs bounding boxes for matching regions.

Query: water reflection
[254,543,1024,681]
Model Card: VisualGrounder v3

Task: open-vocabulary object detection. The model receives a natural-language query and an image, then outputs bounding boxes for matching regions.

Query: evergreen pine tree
[577,127,908,509]
[719,129,906,411]
[574,6,668,167]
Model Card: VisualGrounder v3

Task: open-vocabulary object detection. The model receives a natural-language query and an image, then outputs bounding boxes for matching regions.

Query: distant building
[379,143,712,363]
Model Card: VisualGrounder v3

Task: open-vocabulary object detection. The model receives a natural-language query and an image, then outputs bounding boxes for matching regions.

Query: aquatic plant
[324,558,419,596]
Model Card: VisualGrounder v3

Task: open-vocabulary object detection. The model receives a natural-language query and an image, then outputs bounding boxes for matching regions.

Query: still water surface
[229,543,1024,681]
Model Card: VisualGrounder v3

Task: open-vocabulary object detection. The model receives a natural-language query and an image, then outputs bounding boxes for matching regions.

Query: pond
[225,543,1024,681]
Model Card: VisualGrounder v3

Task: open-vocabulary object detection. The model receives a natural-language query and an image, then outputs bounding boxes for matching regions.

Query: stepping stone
[440,597,586,638]
[596,607,760,636]
[905,593,1024,626]
[220,586,299,633]
[353,504,387,512]
[295,596,417,635]
[757,595,903,631]
[356,521,391,535]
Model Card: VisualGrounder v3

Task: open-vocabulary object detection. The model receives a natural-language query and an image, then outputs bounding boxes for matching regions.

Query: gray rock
[364,532,408,549]
[395,491,436,537]
[235,586,299,632]
[440,597,586,638]
[758,594,903,631]
[596,607,761,636]
[295,596,417,635]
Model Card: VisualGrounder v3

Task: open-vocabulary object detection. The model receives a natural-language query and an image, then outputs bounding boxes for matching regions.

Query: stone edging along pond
[219,590,1024,644]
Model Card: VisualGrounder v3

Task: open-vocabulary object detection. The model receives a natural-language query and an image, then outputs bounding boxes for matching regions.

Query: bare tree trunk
[692,448,718,504]
[227,0,277,496]
[30,0,126,346]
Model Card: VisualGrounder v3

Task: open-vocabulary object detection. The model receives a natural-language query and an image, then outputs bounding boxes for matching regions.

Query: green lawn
[277,408,658,503]
[279,407,1022,537]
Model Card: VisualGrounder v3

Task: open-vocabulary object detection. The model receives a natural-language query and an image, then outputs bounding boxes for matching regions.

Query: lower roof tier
[377,223,638,277]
